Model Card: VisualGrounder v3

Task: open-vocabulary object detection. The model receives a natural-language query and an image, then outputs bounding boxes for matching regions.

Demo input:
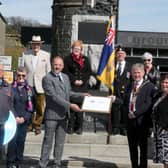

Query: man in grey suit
[38,56,88,168]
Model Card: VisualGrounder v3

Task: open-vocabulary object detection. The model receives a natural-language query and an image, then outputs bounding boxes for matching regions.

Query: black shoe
[112,128,120,135]
[75,128,82,135]
[35,129,41,135]
[67,128,74,134]
[120,129,127,136]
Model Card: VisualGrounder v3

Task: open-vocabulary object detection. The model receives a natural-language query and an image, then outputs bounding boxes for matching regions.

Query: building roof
[0,12,7,24]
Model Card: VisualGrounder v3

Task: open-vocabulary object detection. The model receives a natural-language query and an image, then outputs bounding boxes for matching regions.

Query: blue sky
[0,0,168,32]
[119,0,168,32]
[0,0,53,25]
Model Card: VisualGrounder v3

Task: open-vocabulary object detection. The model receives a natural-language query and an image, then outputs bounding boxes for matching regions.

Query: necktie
[130,82,138,113]
[59,75,63,82]
[56,74,62,82]
[133,82,138,96]
[117,63,122,76]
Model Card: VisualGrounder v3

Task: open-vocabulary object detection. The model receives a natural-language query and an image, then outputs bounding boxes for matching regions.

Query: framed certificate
[81,96,112,113]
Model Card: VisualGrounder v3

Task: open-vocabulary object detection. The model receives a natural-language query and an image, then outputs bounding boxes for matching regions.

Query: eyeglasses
[144,59,151,62]
[73,47,81,51]
[17,74,26,78]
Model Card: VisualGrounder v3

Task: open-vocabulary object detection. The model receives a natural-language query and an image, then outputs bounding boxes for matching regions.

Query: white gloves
[89,75,97,87]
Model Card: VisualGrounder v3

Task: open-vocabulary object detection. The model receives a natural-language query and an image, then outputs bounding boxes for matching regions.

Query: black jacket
[114,61,131,98]
[152,93,168,129]
[0,80,12,123]
[63,55,92,92]
[125,80,157,125]
[144,65,160,87]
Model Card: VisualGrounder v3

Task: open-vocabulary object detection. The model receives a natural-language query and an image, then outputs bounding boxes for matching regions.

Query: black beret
[115,45,126,52]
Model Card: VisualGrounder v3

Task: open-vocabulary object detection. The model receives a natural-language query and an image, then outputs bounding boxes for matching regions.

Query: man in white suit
[22,35,51,135]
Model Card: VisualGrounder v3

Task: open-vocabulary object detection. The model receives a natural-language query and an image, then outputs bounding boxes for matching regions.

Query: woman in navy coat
[7,66,35,168]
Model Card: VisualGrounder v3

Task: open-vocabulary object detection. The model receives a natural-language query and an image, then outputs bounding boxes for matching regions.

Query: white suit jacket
[22,49,51,93]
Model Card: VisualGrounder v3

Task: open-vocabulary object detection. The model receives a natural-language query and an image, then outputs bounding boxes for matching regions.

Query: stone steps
[0,132,163,168]
[21,132,162,168]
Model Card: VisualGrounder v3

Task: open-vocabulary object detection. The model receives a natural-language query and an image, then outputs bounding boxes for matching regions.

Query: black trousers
[7,122,28,166]
[127,119,148,168]
[68,110,83,131]
[111,104,127,129]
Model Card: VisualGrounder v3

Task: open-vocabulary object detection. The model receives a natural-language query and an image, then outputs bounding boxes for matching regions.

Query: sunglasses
[17,74,26,78]
[144,59,151,62]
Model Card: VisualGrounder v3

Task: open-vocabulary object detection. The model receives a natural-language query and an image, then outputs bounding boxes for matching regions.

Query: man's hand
[108,95,116,103]
[83,92,91,96]
[128,112,136,119]
[70,103,82,112]
[74,80,83,86]
[16,117,25,124]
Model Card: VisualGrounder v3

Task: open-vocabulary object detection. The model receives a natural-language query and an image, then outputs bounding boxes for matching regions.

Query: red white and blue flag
[97,16,116,92]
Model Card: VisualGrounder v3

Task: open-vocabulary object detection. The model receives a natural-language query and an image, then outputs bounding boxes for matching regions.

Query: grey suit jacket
[42,71,84,120]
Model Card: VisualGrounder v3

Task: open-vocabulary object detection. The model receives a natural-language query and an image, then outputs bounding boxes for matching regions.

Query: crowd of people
[0,35,168,168]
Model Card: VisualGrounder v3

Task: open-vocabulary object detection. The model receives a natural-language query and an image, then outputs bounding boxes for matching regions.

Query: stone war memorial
[52,0,118,134]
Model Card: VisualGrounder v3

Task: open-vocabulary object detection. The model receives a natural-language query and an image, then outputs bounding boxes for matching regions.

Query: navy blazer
[125,80,157,125]
[114,61,132,98]
[12,86,35,121]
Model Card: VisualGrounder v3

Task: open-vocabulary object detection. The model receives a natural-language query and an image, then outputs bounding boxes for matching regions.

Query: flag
[97,16,116,93]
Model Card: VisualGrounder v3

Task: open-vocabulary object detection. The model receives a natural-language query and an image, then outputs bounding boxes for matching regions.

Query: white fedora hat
[29,35,44,44]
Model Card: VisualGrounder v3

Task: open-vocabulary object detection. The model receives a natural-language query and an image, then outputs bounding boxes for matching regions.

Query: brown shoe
[27,127,33,132]
[35,129,41,135]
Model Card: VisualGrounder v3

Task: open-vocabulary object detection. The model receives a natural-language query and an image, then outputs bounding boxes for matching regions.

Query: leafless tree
[5,16,47,34]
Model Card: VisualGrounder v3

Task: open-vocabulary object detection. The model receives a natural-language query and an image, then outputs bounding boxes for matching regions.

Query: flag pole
[115,0,120,45]
[107,15,117,144]
[107,0,120,144]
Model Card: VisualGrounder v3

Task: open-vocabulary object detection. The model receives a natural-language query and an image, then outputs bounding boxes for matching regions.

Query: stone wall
[5,34,22,47]
[52,0,115,57]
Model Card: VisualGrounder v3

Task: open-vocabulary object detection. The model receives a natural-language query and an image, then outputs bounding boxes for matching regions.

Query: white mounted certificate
[81,96,112,113]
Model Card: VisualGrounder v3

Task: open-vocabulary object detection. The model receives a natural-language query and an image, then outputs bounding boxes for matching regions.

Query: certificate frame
[81,96,112,113]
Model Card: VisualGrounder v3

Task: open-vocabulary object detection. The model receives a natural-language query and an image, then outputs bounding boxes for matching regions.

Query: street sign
[0,56,12,70]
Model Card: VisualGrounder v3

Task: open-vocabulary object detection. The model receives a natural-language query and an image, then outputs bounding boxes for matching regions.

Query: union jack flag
[97,16,116,92]
[105,23,115,46]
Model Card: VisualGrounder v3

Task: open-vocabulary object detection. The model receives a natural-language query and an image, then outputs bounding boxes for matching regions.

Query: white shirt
[129,79,143,112]
[55,72,64,82]
[32,55,39,70]
[116,60,126,75]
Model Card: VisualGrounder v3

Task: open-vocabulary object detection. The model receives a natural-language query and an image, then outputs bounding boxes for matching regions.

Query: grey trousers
[39,119,67,168]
